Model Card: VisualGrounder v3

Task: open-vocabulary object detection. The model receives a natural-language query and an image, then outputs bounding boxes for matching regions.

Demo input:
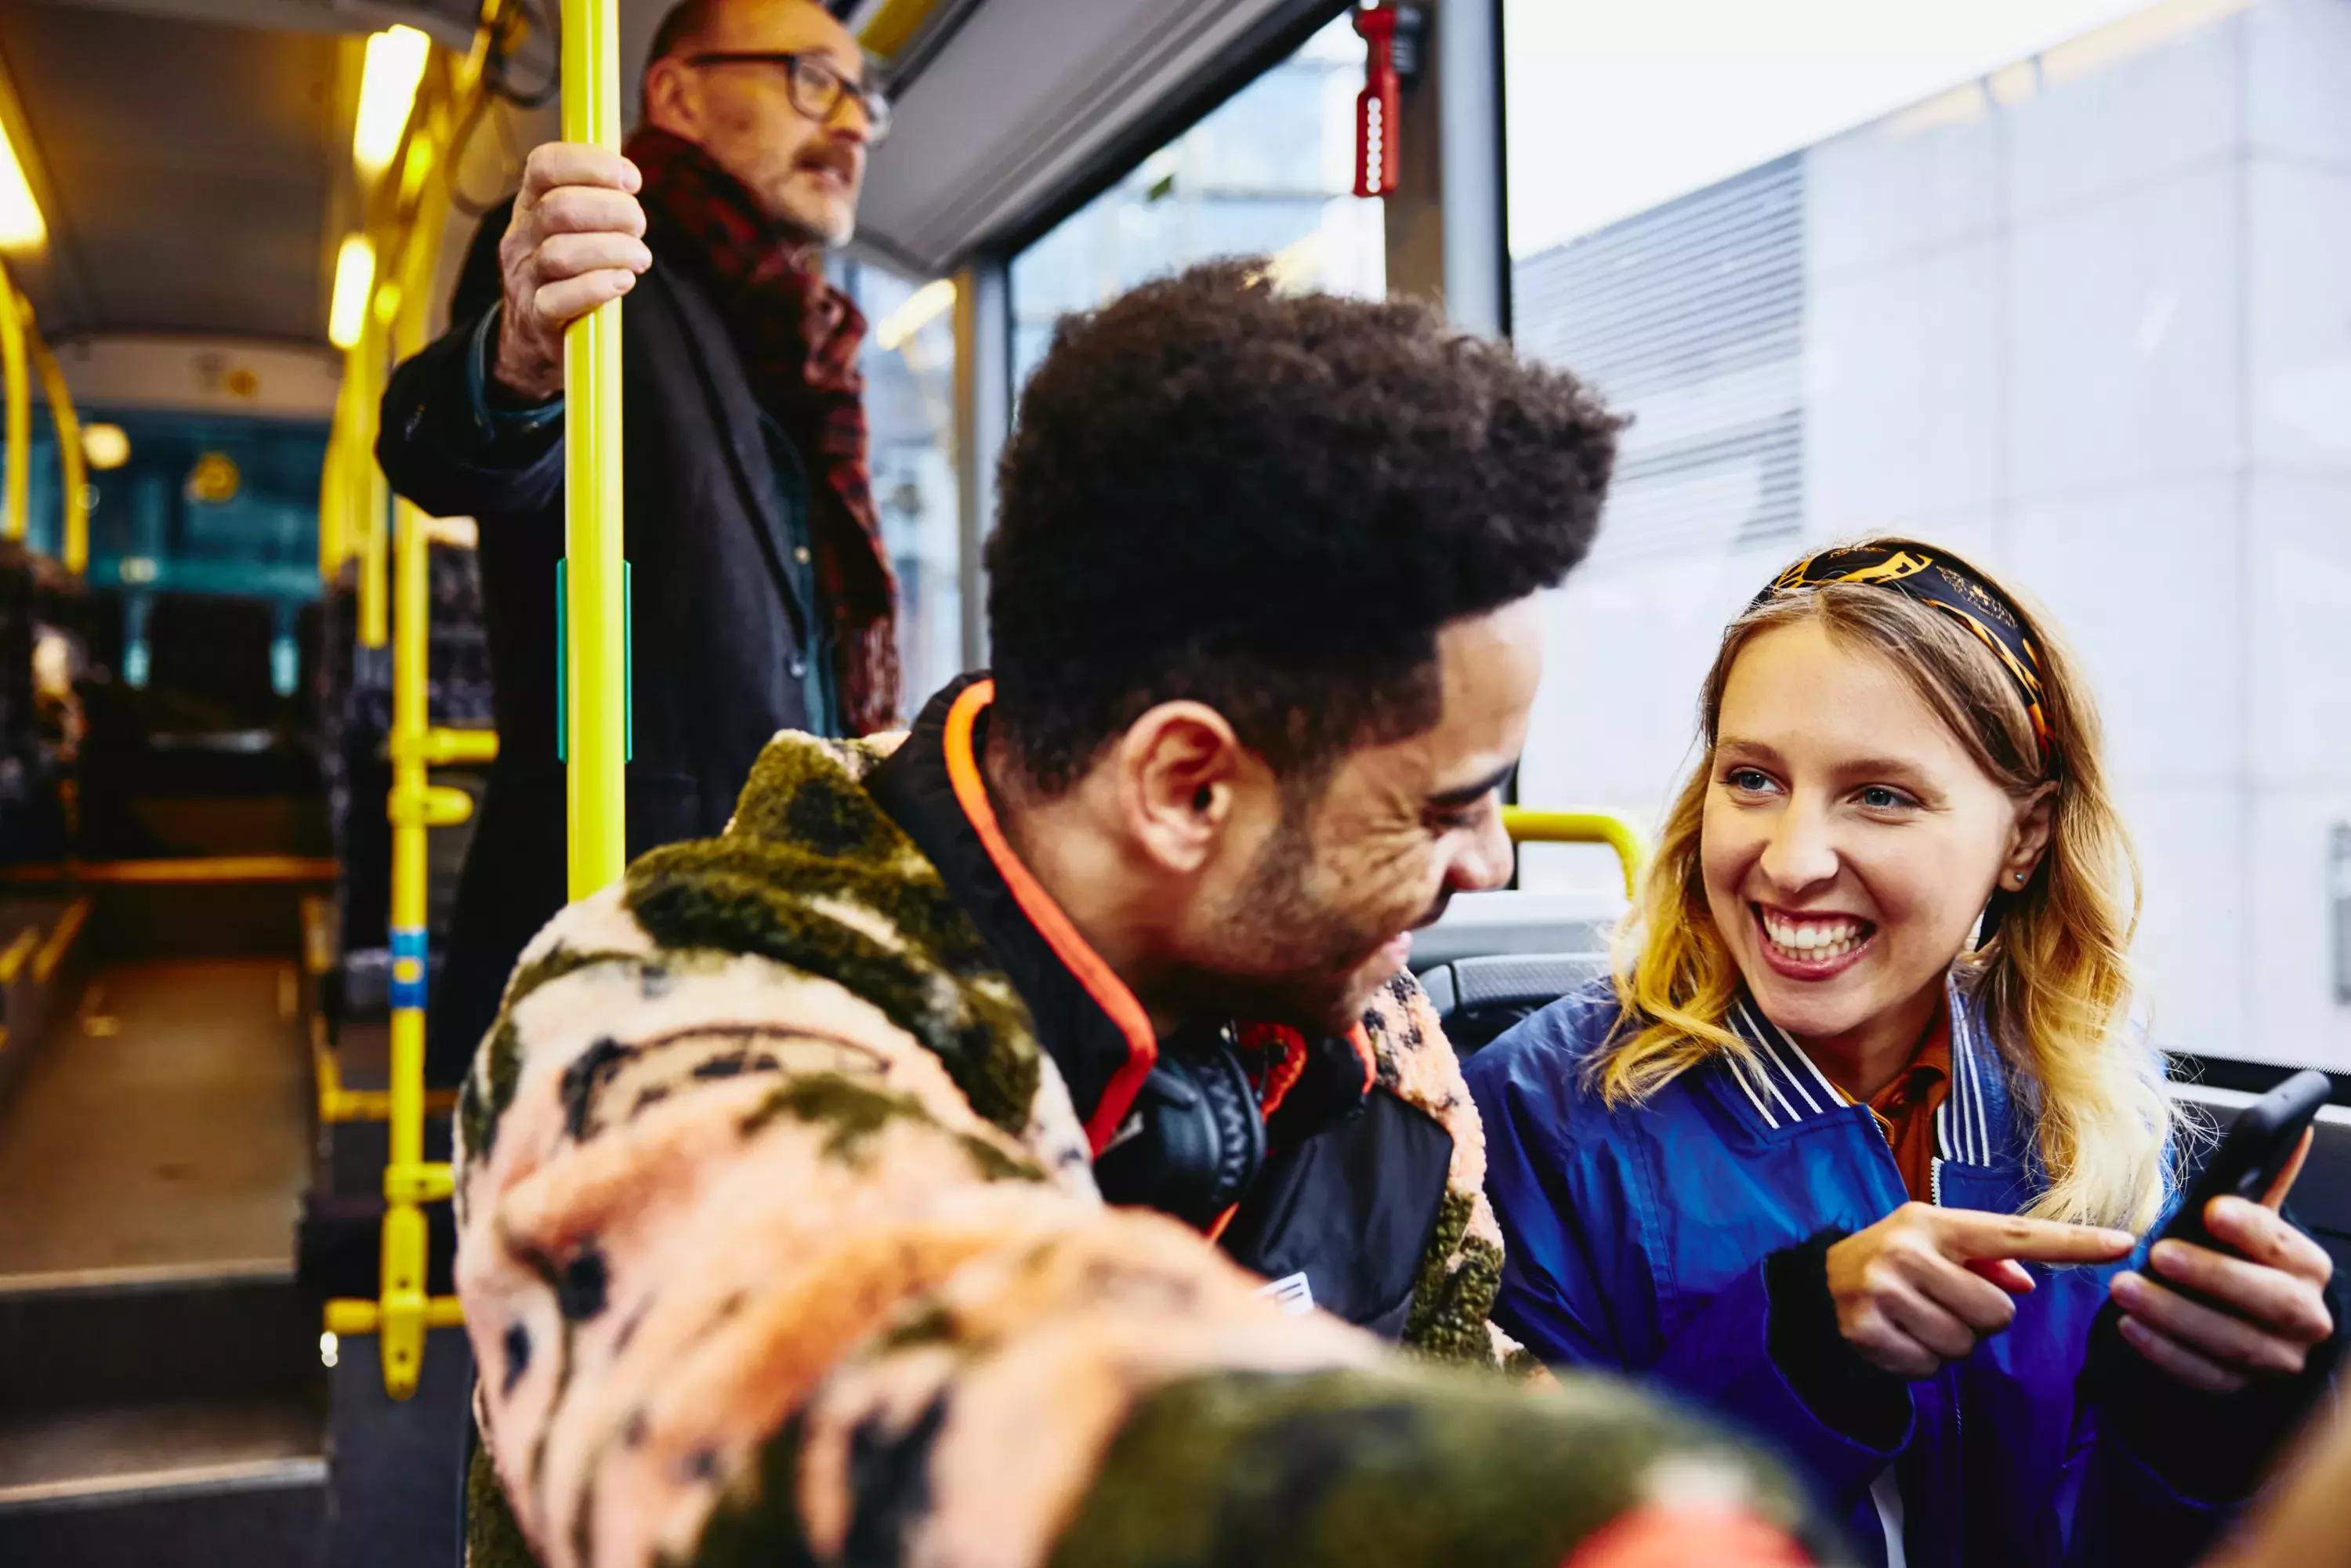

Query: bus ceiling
[0,0,1356,358]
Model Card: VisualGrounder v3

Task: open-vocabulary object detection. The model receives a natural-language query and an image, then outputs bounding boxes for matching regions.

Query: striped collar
[1719,972,2000,1168]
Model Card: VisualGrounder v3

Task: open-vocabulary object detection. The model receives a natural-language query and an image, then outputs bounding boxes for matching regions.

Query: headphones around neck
[1089,1027,1267,1228]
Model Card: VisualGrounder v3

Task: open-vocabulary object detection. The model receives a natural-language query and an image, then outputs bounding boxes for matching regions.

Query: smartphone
[2153,1068,2331,1307]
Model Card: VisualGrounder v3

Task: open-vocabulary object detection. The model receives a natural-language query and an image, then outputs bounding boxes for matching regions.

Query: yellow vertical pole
[318,425,343,581]
[322,37,490,1405]
[31,333,85,573]
[376,67,465,1401]
[381,483,433,1396]
[0,286,26,545]
[561,0,627,899]
[355,313,389,648]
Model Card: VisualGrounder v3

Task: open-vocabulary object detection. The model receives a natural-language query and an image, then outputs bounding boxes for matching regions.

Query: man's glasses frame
[682,51,892,141]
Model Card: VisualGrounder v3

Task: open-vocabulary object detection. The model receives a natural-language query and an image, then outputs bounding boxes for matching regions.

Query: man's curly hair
[987,260,1622,793]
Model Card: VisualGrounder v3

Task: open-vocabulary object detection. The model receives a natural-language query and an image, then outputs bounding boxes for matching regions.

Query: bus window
[1009,13,1386,389]
[845,260,964,701]
[1503,0,2351,1076]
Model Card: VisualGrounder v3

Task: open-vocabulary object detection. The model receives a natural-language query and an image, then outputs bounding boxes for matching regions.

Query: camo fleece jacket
[451,730,1826,1568]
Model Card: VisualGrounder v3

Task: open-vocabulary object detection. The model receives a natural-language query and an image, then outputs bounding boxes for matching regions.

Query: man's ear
[1110,701,1245,875]
[642,57,697,136]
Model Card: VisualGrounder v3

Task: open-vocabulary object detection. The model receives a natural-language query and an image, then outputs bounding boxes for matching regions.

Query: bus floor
[0,957,327,1566]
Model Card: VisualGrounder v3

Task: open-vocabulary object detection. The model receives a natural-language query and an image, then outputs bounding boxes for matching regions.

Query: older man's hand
[492,143,651,403]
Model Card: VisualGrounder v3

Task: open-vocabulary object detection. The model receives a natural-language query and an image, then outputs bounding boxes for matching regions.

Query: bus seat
[144,591,281,733]
[1418,951,1611,1056]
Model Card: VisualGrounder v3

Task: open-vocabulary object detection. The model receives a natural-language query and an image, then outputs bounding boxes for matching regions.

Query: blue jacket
[1465,975,2233,1568]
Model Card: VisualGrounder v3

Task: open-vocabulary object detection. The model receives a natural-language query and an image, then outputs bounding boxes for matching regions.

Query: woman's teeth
[1759,910,1869,961]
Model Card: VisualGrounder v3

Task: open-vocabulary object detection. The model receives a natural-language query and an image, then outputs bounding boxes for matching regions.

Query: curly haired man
[453,263,1836,1568]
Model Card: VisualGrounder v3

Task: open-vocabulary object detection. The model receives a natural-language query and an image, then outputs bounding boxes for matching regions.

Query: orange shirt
[1860,1000,1953,1203]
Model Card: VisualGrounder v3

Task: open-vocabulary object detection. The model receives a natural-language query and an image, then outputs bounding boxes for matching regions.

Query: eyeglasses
[683,51,892,142]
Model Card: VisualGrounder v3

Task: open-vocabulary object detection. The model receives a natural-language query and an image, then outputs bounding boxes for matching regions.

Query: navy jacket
[1465,974,2285,1568]
[377,203,837,1082]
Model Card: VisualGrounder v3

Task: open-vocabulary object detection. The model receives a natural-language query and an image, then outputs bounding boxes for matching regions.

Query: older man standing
[379,0,897,1085]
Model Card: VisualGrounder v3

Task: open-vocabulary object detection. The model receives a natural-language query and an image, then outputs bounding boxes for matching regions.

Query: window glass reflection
[1505,0,2351,1070]
[845,261,962,704]
[1010,14,1385,389]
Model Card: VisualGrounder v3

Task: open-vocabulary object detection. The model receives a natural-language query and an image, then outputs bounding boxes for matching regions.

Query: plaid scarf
[626,125,900,734]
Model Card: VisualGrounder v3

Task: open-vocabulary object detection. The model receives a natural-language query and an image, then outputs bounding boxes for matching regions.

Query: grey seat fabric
[1418,952,1611,1056]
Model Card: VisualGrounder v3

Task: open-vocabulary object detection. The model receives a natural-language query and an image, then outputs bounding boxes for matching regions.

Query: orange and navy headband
[1751,544,2057,770]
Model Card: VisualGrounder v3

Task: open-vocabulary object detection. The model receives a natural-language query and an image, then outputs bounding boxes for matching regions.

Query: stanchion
[29,328,87,573]
[320,37,503,1400]
[560,0,628,897]
[0,277,25,544]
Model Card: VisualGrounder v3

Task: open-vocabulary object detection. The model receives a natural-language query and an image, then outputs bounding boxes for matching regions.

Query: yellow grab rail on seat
[561,0,628,899]
[1502,807,1648,900]
[313,1016,460,1124]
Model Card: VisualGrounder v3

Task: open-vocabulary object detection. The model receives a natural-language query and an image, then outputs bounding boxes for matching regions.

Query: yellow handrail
[561,0,628,899]
[322,28,504,1401]
[354,309,389,648]
[27,326,84,573]
[319,406,345,581]
[313,1018,460,1123]
[0,281,24,545]
[1503,807,1648,899]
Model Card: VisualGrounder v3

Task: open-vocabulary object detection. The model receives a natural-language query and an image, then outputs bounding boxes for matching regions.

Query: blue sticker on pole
[390,927,429,1014]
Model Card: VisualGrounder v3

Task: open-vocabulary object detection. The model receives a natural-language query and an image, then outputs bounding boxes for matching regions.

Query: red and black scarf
[626,125,900,734]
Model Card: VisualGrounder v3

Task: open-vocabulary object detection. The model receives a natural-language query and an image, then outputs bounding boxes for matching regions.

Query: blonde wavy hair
[1600,538,2174,1230]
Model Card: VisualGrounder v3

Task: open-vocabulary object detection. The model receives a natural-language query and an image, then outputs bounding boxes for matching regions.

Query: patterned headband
[1751,544,2056,769]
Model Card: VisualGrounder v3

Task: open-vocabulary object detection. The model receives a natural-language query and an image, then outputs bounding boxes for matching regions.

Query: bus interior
[0,0,2345,1563]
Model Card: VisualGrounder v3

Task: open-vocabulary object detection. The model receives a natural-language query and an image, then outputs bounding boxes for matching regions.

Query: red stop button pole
[1353,3,1402,197]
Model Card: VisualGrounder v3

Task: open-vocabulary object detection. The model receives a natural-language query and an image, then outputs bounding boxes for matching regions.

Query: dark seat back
[1418,951,1611,1056]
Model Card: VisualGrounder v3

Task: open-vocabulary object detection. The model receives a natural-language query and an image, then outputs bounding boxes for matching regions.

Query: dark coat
[378,202,832,1083]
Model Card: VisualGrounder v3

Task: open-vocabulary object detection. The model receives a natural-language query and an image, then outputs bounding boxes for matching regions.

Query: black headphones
[1090,1026,1267,1228]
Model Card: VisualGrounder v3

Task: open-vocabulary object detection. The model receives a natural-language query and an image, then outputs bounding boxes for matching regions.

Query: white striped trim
[1730,1003,1805,1122]
[1741,1005,1823,1115]
[1949,985,1992,1164]
[1723,1049,1782,1128]
[1736,1000,1848,1121]
[1722,985,2000,1172]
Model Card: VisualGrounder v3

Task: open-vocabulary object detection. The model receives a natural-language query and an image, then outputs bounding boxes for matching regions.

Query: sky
[1502,0,2175,255]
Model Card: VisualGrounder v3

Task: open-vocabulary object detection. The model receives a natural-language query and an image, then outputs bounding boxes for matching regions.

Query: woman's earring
[2013,871,2029,884]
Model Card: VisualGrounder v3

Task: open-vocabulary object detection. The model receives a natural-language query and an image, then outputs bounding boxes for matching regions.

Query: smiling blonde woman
[1465,539,2340,1568]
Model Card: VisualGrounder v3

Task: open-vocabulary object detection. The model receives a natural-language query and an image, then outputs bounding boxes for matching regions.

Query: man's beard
[1150,815,1430,1036]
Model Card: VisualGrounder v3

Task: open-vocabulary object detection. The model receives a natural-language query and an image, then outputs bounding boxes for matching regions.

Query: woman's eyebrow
[1428,759,1520,810]
[1834,755,1938,787]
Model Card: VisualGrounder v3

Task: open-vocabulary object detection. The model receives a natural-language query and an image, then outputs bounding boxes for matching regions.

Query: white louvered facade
[1511,0,2351,1072]
[1513,154,1806,570]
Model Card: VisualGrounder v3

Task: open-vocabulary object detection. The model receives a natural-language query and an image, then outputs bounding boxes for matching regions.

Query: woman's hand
[2110,1130,2336,1393]
[1827,1204,2137,1378]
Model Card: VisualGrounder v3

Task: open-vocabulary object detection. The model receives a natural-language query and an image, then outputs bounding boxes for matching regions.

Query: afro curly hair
[986,260,1621,793]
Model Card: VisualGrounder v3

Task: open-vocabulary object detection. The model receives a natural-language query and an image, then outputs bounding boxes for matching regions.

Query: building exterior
[1512,0,2351,1070]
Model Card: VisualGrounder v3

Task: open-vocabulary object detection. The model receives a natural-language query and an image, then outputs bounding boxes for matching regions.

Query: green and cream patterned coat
[453,731,1820,1568]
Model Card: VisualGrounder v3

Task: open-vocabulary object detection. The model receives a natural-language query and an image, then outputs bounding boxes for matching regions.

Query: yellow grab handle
[408,726,498,766]
[1502,807,1648,900]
